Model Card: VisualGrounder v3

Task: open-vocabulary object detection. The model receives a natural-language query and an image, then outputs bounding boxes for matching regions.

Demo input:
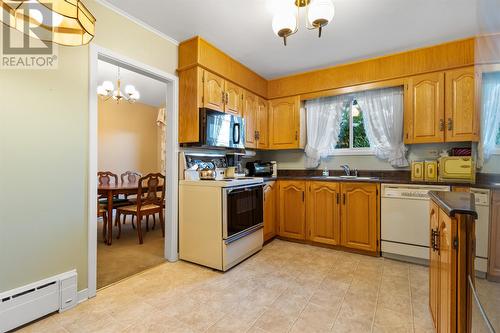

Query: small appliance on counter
[226,152,247,178]
[438,156,475,183]
[246,161,274,177]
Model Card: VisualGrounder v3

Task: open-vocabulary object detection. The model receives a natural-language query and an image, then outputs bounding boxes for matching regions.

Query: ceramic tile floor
[19,239,435,333]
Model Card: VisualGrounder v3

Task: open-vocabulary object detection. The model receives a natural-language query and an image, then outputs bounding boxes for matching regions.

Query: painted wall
[256,143,473,171]
[0,0,177,293]
[98,100,161,175]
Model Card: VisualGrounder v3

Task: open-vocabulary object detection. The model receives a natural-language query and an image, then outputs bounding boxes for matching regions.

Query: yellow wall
[98,100,161,175]
[0,0,177,292]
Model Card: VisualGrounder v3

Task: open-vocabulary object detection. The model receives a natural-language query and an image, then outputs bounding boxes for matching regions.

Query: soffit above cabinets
[100,0,480,79]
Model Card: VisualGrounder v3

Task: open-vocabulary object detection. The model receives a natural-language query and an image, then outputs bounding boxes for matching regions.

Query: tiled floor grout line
[329,260,360,331]
[369,261,384,333]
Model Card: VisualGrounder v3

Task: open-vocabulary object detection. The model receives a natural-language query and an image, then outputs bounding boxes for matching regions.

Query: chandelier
[97,67,140,104]
[272,0,334,46]
[0,0,95,46]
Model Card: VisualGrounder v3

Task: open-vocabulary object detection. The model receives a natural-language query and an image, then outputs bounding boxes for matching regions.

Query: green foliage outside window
[335,101,370,149]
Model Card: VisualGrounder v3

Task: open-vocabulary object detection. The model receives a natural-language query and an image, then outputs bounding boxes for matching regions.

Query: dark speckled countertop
[428,191,478,219]
[261,170,500,190]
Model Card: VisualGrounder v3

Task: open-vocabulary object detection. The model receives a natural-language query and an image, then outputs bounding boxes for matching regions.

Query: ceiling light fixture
[0,0,96,46]
[271,0,334,46]
[97,67,140,104]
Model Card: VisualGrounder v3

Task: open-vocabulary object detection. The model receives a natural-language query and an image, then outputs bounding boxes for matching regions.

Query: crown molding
[94,0,179,46]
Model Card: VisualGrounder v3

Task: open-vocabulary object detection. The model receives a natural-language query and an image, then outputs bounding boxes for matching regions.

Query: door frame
[88,44,179,298]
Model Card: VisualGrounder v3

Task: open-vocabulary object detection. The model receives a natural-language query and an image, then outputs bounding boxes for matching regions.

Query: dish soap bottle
[322,166,329,177]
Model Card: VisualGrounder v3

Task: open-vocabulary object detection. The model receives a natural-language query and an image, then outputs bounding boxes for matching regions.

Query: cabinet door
[179,67,203,143]
[243,90,257,148]
[269,97,300,149]
[225,81,243,115]
[278,181,306,240]
[445,67,479,142]
[340,183,379,252]
[438,209,457,333]
[203,70,225,112]
[256,97,269,149]
[488,190,500,281]
[429,201,440,329]
[263,181,277,242]
[406,72,445,143]
[307,182,341,245]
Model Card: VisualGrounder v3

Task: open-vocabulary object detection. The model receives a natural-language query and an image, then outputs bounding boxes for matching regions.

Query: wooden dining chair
[115,173,165,244]
[119,171,142,227]
[97,200,108,242]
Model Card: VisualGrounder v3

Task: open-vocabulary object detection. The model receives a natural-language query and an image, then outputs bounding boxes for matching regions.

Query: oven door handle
[225,184,264,194]
[224,223,263,245]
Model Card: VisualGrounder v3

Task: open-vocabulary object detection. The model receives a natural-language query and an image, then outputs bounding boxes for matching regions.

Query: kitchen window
[334,100,373,155]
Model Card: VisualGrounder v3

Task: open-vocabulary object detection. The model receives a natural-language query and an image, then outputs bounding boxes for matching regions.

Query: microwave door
[206,112,232,148]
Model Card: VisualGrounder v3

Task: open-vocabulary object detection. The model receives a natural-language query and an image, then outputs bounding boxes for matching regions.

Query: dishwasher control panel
[382,184,451,200]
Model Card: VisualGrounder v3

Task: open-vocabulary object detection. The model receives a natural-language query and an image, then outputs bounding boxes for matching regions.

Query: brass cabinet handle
[431,228,440,254]
[295,131,298,140]
[336,193,339,204]
[226,92,229,105]
[221,91,226,104]
[343,193,346,205]
[447,118,453,131]
[439,119,445,131]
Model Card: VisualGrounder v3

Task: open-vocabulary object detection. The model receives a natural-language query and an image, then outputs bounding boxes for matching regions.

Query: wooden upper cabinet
[278,181,306,240]
[340,183,379,253]
[429,200,440,327]
[445,67,479,142]
[263,181,277,242]
[202,70,225,112]
[243,90,257,149]
[406,72,445,144]
[256,97,269,149]
[179,67,203,143]
[225,81,243,115]
[269,96,300,149]
[306,182,341,246]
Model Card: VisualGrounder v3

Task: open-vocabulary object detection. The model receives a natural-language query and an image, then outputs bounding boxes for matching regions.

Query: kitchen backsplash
[253,143,500,174]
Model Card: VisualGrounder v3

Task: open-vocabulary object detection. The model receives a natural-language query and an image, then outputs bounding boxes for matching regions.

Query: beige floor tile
[378,290,412,315]
[332,316,372,333]
[374,305,412,327]
[373,323,414,333]
[290,302,337,333]
[253,307,297,333]
[337,295,377,322]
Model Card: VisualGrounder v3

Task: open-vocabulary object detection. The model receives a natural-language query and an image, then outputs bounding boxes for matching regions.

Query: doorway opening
[88,45,178,298]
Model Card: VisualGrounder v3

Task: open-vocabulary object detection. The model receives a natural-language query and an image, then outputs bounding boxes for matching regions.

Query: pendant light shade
[307,0,334,28]
[0,0,96,46]
[272,4,297,46]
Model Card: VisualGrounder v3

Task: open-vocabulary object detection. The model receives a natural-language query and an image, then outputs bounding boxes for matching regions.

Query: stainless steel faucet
[340,165,350,176]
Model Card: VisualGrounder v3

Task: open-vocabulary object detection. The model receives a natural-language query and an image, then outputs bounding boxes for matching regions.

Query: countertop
[261,170,500,190]
[428,191,478,219]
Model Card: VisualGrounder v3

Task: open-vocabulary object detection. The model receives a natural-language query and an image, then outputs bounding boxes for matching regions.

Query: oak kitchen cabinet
[278,181,379,254]
[269,96,301,149]
[340,183,379,253]
[263,181,277,242]
[428,192,477,333]
[489,190,500,281]
[243,91,270,149]
[405,67,479,144]
[278,180,306,240]
[306,182,341,246]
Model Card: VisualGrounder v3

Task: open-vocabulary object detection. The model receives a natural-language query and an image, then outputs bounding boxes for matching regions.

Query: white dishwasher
[381,183,450,264]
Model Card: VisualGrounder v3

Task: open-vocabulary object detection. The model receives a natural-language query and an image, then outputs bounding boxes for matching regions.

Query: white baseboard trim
[77,289,89,304]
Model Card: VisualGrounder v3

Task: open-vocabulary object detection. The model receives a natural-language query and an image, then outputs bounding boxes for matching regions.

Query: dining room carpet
[97,215,165,289]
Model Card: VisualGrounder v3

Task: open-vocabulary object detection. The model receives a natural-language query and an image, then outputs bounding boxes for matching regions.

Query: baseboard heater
[0,270,78,332]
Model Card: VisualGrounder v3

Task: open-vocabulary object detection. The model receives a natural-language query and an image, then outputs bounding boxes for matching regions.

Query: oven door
[222,184,264,242]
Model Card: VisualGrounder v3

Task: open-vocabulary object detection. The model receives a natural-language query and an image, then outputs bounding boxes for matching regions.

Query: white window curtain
[304,95,347,168]
[478,72,500,168]
[356,86,408,167]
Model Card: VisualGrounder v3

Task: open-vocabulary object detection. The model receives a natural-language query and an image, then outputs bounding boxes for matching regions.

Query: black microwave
[184,108,246,149]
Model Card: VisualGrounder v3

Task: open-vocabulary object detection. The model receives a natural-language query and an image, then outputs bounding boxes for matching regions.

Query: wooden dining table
[98,182,141,246]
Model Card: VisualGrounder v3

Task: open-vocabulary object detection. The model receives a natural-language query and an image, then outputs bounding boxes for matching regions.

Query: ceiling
[97,60,166,108]
[100,0,480,79]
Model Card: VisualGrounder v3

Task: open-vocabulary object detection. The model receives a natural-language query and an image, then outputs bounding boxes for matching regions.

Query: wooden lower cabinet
[429,201,440,326]
[306,182,341,245]
[340,183,379,252]
[276,181,379,255]
[263,181,277,242]
[278,181,306,240]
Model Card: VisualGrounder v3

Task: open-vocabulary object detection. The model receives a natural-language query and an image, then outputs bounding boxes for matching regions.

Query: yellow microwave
[438,157,475,182]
